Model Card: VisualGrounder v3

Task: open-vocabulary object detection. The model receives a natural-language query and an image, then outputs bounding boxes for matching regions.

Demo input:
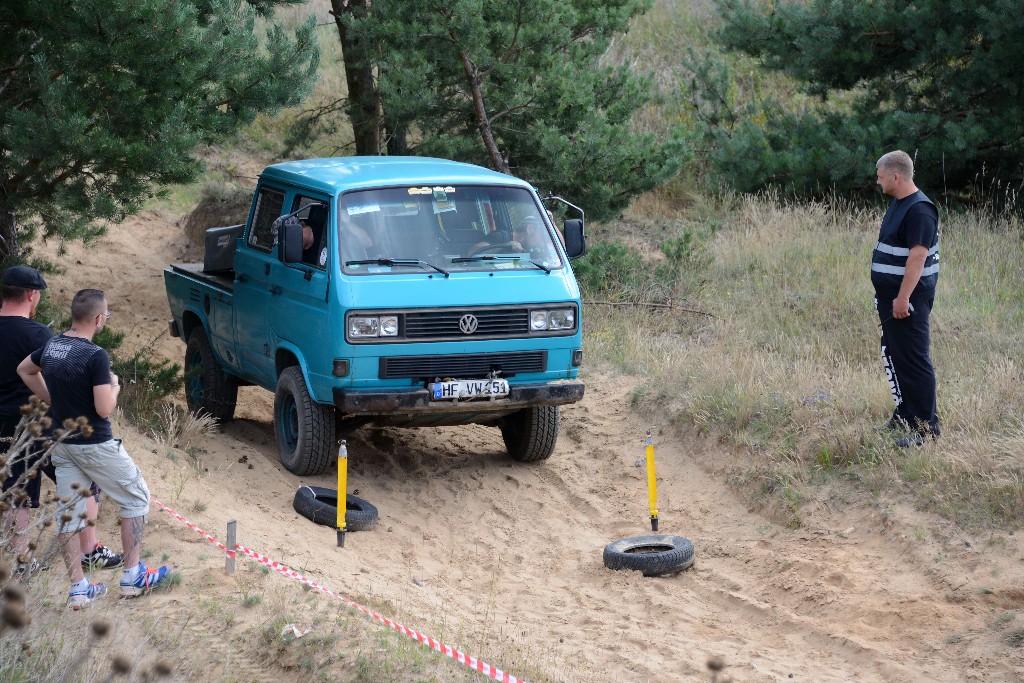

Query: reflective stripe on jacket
[870,191,939,291]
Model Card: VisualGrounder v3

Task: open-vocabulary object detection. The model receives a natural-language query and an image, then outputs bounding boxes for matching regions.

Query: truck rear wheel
[184,328,237,422]
[501,405,560,462]
[274,366,335,476]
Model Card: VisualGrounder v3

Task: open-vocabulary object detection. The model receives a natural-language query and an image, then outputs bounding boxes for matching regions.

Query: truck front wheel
[274,366,335,476]
[501,405,560,462]
[184,328,237,422]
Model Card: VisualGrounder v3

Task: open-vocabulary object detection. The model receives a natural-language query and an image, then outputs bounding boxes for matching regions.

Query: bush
[574,229,711,305]
[105,332,182,432]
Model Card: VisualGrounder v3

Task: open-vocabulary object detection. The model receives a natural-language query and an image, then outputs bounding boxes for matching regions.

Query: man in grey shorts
[18,289,170,609]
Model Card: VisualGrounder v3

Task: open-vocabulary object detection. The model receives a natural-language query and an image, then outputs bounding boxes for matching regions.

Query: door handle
[236,274,248,283]
[269,285,283,295]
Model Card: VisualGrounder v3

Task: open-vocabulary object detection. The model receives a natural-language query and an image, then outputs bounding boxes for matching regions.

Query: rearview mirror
[279,217,304,264]
[563,219,585,259]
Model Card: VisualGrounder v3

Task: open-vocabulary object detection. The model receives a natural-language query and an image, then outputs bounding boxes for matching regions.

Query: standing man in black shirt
[872,151,941,446]
[0,267,123,576]
[18,289,169,608]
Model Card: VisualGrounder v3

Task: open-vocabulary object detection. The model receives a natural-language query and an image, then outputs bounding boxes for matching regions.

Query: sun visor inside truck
[203,224,245,273]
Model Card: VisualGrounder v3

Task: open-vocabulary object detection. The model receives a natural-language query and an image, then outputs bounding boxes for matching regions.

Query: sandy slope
[31,210,1024,682]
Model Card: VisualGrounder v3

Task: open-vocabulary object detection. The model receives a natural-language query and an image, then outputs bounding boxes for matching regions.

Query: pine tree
[696,0,1024,201]
[0,0,319,263]
[336,0,688,222]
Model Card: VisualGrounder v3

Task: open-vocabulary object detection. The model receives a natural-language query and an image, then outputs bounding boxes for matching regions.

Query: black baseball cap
[1,265,48,290]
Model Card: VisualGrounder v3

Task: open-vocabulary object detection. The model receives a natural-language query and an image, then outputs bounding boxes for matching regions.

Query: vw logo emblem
[459,314,479,334]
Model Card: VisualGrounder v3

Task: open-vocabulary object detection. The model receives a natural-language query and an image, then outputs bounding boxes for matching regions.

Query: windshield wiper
[345,258,449,278]
[451,255,551,274]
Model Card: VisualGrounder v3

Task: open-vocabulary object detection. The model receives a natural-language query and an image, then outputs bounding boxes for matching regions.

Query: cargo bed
[170,263,234,293]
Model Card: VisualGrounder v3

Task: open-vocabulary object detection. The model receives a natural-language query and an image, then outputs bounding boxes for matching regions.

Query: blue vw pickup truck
[164,157,586,475]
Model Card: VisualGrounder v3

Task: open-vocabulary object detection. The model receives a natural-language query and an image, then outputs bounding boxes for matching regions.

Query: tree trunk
[458,50,509,174]
[384,121,408,156]
[0,208,18,264]
[332,0,381,156]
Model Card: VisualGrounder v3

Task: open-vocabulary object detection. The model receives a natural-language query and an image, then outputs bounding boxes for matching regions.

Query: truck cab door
[271,197,331,397]
[233,185,284,386]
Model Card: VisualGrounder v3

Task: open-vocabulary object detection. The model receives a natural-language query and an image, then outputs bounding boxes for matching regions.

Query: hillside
[4,208,1021,682]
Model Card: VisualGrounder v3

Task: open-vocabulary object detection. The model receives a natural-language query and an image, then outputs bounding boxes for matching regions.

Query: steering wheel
[469,241,526,257]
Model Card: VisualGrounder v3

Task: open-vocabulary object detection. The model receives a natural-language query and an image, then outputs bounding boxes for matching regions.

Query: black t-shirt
[897,202,939,254]
[31,335,113,444]
[0,316,54,420]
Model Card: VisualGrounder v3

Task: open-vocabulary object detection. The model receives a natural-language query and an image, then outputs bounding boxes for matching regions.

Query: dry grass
[586,192,1024,529]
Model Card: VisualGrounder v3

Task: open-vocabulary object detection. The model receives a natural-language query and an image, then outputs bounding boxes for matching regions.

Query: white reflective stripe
[874,242,939,256]
[875,242,910,256]
[872,263,940,276]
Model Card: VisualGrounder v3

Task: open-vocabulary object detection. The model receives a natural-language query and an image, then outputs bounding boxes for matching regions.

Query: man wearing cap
[0,266,123,578]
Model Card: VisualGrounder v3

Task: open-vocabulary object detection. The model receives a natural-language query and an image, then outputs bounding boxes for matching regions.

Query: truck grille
[380,351,546,379]
[404,308,530,339]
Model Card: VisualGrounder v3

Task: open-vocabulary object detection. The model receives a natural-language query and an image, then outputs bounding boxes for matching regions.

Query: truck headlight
[546,308,575,330]
[379,315,399,337]
[349,315,400,339]
[530,307,576,331]
[348,316,380,338]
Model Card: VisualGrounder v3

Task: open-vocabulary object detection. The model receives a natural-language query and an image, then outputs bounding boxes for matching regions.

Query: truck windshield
[339,185,563,275]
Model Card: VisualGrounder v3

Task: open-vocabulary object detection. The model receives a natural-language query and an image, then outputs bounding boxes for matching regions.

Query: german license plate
[431,379,510,400]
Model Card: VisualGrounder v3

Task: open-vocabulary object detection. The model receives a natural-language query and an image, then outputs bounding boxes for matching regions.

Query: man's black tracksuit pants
[875,292,940,435]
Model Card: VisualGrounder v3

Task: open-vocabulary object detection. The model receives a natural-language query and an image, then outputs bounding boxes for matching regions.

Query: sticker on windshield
[408,186,456,196]
[347,203,380,216]
[319,247,327,267]
[432,197,456,214]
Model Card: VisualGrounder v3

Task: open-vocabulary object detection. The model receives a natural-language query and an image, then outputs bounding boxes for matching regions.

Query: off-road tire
[603,535,695,577]
[184,327,237,422]
[501,405,560,462]
[274,367,335,476]
[292,486,378,532]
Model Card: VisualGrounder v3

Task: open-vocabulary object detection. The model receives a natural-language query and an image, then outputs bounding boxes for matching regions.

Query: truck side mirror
[279,218,304,264]
[563,218,586,259]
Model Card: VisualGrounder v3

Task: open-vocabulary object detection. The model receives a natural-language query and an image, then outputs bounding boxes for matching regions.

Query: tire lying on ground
[292,486,379,532]
[603,534,695,577]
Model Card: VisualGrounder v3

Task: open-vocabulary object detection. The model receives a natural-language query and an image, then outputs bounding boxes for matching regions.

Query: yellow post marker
[645,430,659,532]
[337,440,348,547]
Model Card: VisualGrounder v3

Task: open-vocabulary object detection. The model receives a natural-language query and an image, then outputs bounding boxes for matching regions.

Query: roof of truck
[260,157,531,194]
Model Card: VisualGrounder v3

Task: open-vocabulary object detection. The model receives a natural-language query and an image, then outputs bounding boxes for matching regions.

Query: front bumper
[333,380,585,415]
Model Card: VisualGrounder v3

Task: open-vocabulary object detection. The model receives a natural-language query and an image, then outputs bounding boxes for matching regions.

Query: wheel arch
[275,345,302,379]
[181,310,205,343]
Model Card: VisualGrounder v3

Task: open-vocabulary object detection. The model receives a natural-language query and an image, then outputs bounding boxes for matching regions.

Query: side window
[248,187,286,252]
[292,195,329,269]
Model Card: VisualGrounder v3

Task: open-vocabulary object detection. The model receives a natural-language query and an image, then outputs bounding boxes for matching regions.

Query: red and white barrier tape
[152,497,236,558]
[151,497,528,683]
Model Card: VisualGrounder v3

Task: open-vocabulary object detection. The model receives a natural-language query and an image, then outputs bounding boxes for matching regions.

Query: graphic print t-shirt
[0,316,53,421]
[31,335,112,444]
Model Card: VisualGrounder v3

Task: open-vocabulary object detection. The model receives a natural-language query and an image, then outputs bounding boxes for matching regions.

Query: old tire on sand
[603,535,694,577]
[293,486,378,532]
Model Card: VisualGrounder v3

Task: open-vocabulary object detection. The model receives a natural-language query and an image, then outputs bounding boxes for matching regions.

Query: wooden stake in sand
[226,519,236,574]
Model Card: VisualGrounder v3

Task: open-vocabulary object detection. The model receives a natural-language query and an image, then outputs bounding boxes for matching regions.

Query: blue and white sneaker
[69,581,107,610]
[119,562,171,598]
